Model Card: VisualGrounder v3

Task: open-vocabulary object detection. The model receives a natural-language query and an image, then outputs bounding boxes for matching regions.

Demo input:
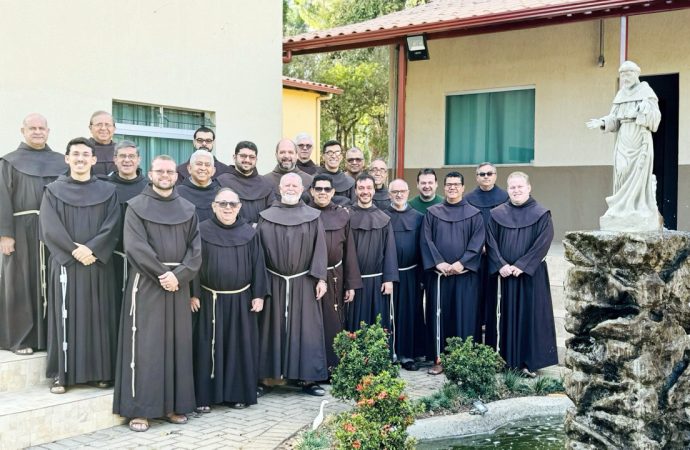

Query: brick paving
[30,370,447,450]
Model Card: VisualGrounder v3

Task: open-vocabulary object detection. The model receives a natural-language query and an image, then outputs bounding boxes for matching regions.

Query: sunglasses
[477,172,495,177]
[312,186,333,193]
[347,158,363,163]
[214,201,240,209]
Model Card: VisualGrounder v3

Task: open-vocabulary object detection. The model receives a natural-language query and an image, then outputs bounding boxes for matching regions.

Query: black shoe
[230,402,247,409]
[257,383,271,398]
[302,383,325,396]
[402,360,419,371]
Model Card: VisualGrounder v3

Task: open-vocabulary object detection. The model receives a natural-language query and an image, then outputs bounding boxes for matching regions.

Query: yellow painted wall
[404,9,690,168]
[0,0,282,175]
[282,88,322,163]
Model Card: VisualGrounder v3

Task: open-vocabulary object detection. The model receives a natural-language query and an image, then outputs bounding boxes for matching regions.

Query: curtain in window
[445,89,535,165]
[115,135,192,173]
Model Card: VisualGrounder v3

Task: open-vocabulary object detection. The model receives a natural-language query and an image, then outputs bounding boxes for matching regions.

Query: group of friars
[0,111,557,433]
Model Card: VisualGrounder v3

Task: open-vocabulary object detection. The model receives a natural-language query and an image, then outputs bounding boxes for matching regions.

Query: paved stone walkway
[30,369,447,449]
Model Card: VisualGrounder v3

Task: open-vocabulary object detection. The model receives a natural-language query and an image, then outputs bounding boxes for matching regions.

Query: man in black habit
[1,113,67,355]
[486,171,557,378]
[463,162,509,349]
[346,173,398,333]
[177,150,221,222]
[309,174,362,371]
[257,173,329,396]
[87,111,117,177]
[217,141,275,225]
[106,141,147,319]
[369,158,391,210]
[113,155,201,432]
[190,188,269,411]
[317,140,355,205]
[295,132,319,175]
[263,138,313,192]
[176,126,229,183]
[385,179,425,370]
[420,171,485,376]
[39,137,121,394]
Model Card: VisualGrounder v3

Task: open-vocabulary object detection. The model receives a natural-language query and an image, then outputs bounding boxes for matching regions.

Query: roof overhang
[284,0,690,56]
[282,76,343,95]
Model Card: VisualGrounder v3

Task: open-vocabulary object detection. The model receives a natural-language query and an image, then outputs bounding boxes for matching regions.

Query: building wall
[403,10,690,238]
[0,0,282,175]
[282,88,322,164]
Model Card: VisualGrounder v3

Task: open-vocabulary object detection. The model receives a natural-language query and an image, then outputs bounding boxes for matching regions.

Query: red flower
[348,332,357,340]
[398,394,407,401]
[344,422,356,433]
[356,383,364,392]
[356,399,366,407]
[366,399,375,406]
[377,391,388,400]
[353,440,362,449]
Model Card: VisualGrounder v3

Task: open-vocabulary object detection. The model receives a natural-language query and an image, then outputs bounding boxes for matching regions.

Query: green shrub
[441,336,504,399]
[417,382,469,413]
[501,368,532,395]
[331,317,398,400]
[532,376,565,395]
[334,371,418,449]
[294,429,330,450]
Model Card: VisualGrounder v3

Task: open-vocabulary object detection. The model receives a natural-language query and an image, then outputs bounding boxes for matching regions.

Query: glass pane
[114,134,193,174]
[162,108,207,130]
[445,89,535,165]
[112,102,158,126]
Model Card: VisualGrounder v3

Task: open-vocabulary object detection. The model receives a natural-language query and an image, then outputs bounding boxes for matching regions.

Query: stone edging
[408,395,574,441]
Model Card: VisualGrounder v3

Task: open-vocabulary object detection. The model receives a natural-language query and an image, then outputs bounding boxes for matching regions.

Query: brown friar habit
[346,205,398,332]
[373,186,391,210]
[192,217,269,407]
[257,200,328,381]
[106,170,147,321]
[176,156,229,185]
[87,138,117,178]
[420,200,484,362]
[384,205,426,361]
[464,185,509,349]
[312,202,362,369]
[262,165,313,194]
[217,166,275,224]
[486,197,558,372]
[297,159,319,175]
[0,143,66,352]
[317,168,356,205]
[39,176,121,385]
[113,185,201,419]
[176,177,221,222]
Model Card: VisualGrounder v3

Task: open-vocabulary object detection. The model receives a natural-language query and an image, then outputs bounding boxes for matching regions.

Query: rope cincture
[59,266,68,374]
[266,268,310,329]
[129,262,181,398]
[200,283,251,379]
[113,251,128,294]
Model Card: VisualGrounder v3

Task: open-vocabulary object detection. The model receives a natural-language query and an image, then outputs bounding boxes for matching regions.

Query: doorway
[641,73,679,230]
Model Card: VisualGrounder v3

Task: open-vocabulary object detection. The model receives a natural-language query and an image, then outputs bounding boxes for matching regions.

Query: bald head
[21,113,50,149]
[389,178,410,210]
[276,138,298,171]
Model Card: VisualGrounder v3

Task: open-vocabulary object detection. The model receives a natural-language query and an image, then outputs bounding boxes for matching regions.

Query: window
[112,101,215,172]
[445,88,535,165]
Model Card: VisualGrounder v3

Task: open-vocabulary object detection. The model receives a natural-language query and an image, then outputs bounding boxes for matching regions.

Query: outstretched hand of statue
[586,118,604,130]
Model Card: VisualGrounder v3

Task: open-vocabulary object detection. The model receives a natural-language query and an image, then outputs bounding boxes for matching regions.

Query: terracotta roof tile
[282,76,343,94]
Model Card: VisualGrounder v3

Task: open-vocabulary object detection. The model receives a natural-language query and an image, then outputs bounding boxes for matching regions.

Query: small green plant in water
[331,316,398,400]
[441,336,505,399]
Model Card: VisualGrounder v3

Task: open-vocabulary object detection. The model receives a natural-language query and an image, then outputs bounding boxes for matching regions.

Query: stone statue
[586,61,662,232]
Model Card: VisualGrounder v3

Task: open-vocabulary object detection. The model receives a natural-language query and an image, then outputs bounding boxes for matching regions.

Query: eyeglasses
[477,172,495,177]
[323,151,341,157]
[195,138,214,145]
[390,190,408,195]
[369,168,387,173]
[347,158,363,163]
[445,183,463,188]
[116,154,139,160]
[312,186,333,193]
[214,201,240,209]
[91,123,114,129]
[151,169,176,176]
[297,144,313,149]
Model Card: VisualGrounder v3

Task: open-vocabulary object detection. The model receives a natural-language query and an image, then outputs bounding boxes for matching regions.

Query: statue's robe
[40,176,121,385]
[464,185,509,348]
[177,177,221,222]
[217,166,275,224]
[420,200,484,361]
[113,186,201,419]
[0,143,66,352]
[384,206,425,361]
[257,201,328,381]
[486,197,558,372]
[346,205,398,332]
[192,217,269,407]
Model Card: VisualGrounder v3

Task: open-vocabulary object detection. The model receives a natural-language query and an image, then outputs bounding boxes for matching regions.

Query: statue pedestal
[563,230,690,449]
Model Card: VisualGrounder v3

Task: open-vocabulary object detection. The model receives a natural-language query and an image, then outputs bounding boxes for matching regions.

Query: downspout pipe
[395,43,407,178]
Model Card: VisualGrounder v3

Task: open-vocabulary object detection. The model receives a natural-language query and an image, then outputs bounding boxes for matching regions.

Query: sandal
[13,347,33,355]
[230,402,247,409]
[50,378,65,394]
[129,418,149,432]
[427,364,443,375]
[195,406,211,414]
[89,380,112,388]
[165,413,188,424]
[302,383,325,396]
[402,360,419,371]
